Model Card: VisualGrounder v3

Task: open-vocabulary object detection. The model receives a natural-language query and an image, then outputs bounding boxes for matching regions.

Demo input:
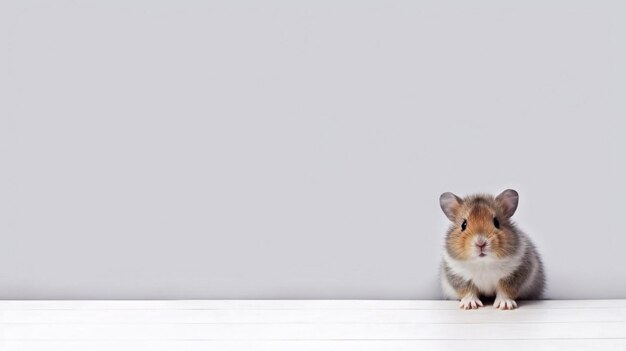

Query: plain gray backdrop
[1,0,625,299]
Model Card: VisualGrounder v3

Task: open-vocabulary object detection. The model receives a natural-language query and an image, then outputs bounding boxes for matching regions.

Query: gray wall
[1,0,625,299]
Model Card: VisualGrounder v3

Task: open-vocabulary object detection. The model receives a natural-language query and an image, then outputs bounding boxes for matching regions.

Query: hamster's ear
[440,192,463,221]
[496,189,519,218]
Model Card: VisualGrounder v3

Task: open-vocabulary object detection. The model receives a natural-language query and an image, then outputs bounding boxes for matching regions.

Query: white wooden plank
[2,321,625,340]
[1,299,625,310]
[0,300,454,310]
[1,339,626,351]
[1,307,625,324]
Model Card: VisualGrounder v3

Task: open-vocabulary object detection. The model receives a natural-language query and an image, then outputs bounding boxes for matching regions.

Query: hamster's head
[439,189,520,261]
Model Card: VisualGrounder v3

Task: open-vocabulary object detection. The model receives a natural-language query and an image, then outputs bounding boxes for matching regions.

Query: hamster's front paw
[459,294,483,309]
[494,295,517,310]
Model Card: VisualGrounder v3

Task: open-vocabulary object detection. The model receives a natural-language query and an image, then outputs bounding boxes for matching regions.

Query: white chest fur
[443,242,527,296]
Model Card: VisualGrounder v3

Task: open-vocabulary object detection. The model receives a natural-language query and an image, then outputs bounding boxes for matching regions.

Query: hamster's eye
[461,219,467,231]
[493,217,500,229]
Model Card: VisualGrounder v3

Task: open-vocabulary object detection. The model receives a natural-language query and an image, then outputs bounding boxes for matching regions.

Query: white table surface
[1,300,624,350]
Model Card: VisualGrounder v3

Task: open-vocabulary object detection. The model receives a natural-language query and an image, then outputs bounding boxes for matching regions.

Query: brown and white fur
[439,189,545,310]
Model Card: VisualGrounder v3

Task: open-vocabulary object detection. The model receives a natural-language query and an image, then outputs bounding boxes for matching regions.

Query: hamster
[439,189,545,310]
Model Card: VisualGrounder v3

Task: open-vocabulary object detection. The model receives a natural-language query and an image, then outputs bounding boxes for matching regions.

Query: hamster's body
[438,190,545,309]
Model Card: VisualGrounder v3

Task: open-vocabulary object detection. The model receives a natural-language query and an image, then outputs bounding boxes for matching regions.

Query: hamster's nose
[475,239,487,249]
